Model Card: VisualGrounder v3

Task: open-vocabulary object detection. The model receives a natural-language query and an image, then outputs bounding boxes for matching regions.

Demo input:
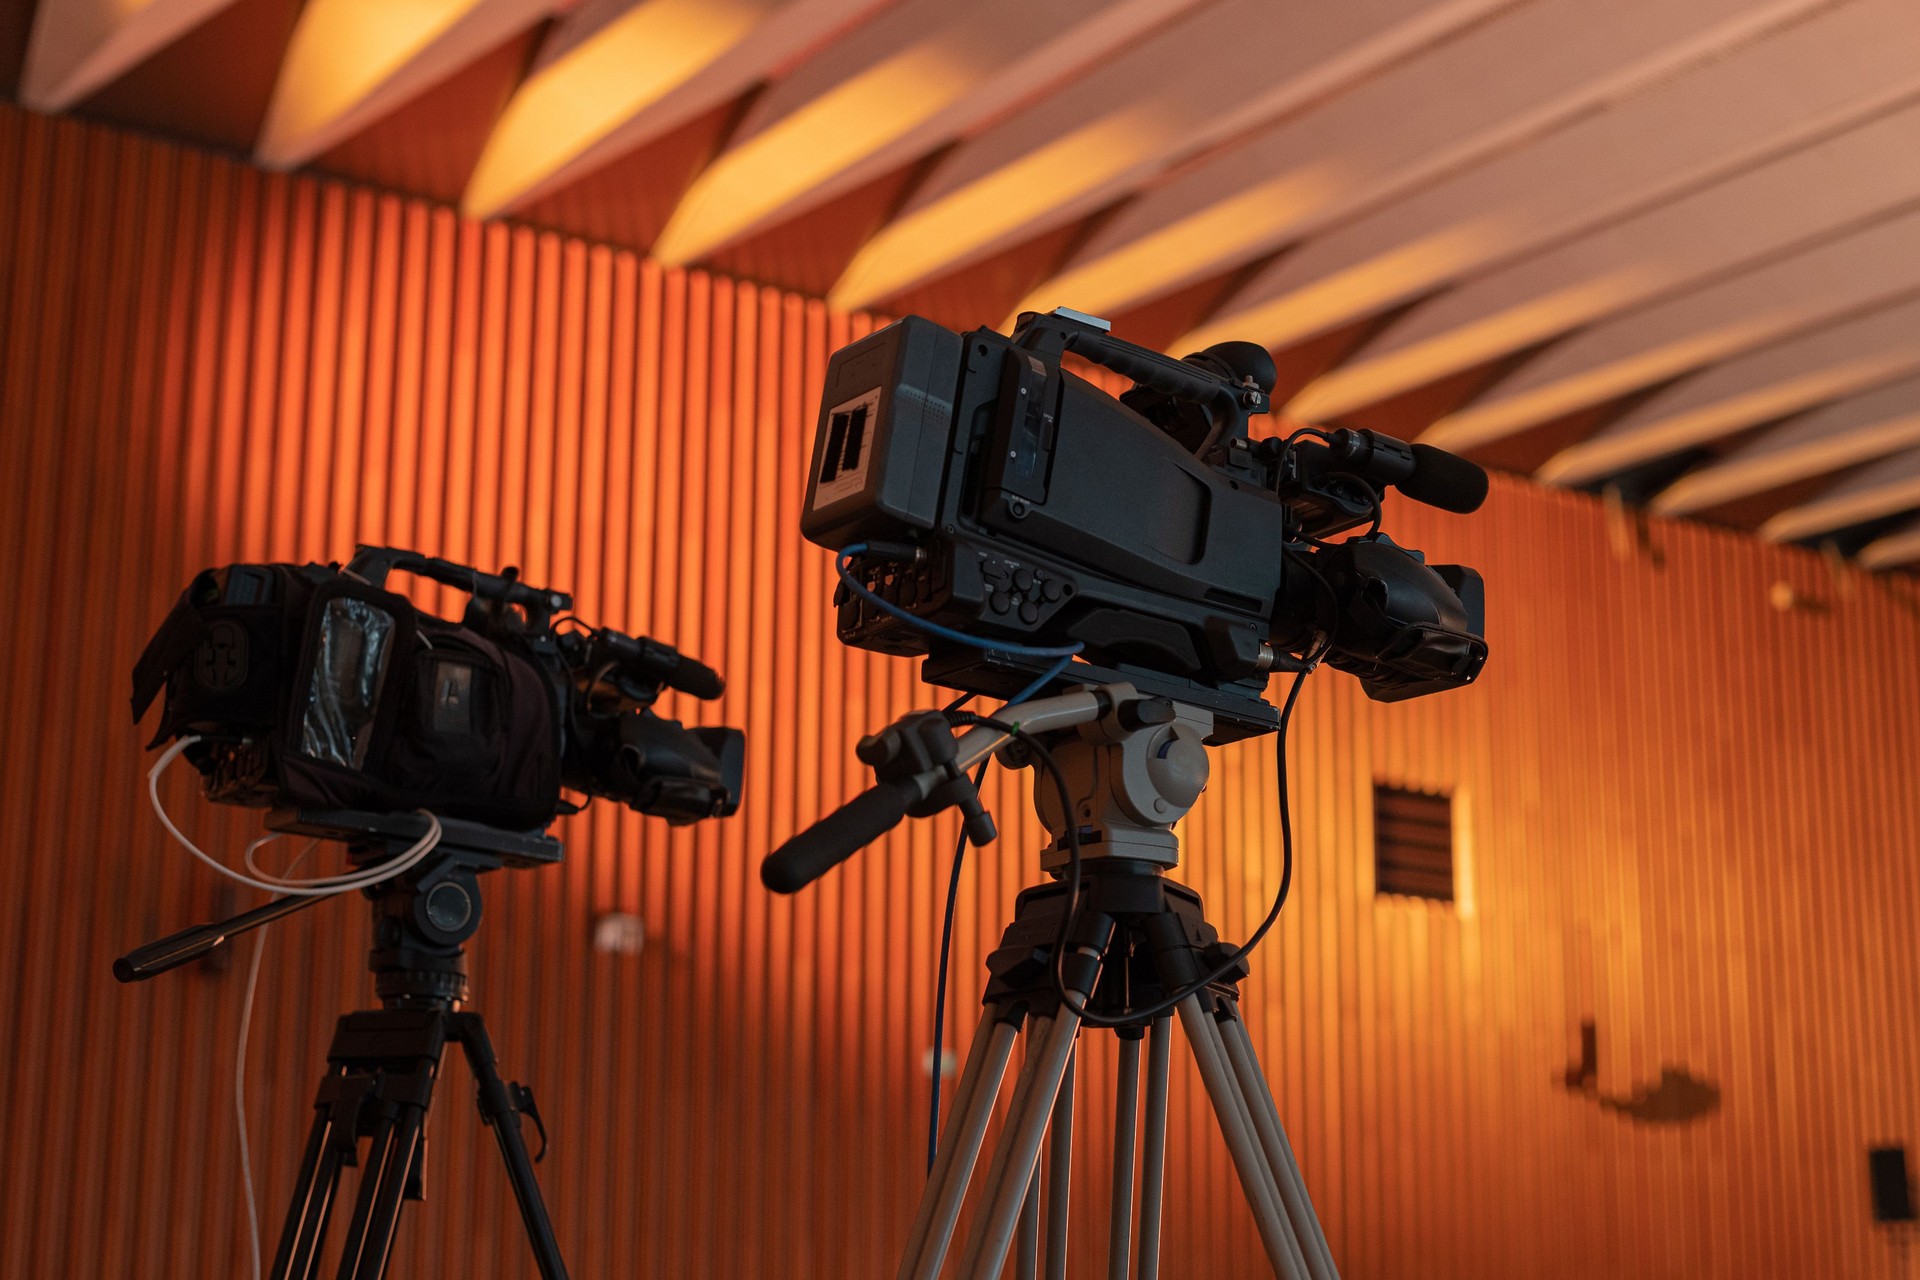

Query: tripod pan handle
[113,888,328,982]
[762,779,918,893]
[114,922,230,982]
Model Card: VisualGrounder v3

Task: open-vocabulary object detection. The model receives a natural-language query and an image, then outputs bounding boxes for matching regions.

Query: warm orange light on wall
[5,105,1920,1280]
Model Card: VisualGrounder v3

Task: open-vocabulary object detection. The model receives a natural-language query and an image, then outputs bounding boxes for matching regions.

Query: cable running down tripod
[765,682,1340,1280]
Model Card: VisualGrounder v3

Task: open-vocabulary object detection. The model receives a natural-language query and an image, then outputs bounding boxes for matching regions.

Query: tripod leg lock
[510,1083,549,1162]
[473,1074,550,1162]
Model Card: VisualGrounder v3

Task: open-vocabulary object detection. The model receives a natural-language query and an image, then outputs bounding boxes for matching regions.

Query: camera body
[802,310,1487,739]
[132,547,744,830]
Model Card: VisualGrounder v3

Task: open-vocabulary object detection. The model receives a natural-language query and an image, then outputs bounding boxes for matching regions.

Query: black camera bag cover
[133,562,563,828]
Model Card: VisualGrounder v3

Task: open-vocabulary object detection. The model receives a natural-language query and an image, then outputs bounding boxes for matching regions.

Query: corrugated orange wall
[4,103,1920,1278]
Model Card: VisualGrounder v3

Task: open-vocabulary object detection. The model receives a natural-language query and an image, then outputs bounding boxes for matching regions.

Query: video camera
[800,308,1488,739]
[132,545,744,830]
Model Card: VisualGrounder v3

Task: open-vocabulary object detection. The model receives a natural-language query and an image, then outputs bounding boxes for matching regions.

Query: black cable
[926,756,990,1172]
[957,646,1323,1027]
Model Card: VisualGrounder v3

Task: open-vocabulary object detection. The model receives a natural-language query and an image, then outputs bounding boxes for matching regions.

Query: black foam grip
[114,923,225,982]
[1405,444,1490,514]
[761,780,917,893]
[668,655,725,701]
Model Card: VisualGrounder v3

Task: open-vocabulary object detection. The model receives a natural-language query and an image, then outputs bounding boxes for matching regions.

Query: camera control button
[1041,580,1063,602]
[1013,568,1034,592]
[989,591,1013,615]
[1019,600,1040,624]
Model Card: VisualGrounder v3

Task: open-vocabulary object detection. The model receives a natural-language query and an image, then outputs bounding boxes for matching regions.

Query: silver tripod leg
[1017,1033,1045,1280]
[954,1005,1084,1280]
[1135,1016,1171,1280]
[1107,1035,1141,1280]
[1045,1046,1076,1279]
[1177,995,1312,1279]
[1219,1015,1340,1280]
[1018,1171,1041,1280]
[898,1011,1022,1280]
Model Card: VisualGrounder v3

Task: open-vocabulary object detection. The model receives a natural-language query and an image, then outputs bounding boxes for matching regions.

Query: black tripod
[117,810,571,1280]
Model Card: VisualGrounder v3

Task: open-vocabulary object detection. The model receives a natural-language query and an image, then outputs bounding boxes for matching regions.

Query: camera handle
[760,685,1115,893]
[347,545,573,632]
[1010,309,1270,432]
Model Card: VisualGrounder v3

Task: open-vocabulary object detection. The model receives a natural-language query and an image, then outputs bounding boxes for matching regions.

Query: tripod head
[115,809,560,984]
[761,682,1213,892]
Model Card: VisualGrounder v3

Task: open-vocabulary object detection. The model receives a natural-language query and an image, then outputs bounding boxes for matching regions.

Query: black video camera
[132,546,744,829]
[801,308,1488,738]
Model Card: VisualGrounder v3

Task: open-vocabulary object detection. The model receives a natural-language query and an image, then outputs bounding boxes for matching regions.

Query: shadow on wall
[1561,1019,1722,1126]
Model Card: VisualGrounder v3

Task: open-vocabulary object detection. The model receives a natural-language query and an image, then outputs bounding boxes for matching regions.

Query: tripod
[782,683,1340,1280]
[117,810,571,1280]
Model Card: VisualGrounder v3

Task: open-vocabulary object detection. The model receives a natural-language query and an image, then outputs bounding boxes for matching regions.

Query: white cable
[148,736,443,893]
[149,734,447,1277]
[235,837,318,1280]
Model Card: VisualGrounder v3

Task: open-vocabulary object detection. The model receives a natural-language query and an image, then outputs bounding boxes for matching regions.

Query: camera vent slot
[815,388,882,508]
[1374,783,1453,902]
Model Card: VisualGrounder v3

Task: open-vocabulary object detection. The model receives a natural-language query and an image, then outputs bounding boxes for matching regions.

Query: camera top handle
[348,546,573,633]
[1010,308,1272,443]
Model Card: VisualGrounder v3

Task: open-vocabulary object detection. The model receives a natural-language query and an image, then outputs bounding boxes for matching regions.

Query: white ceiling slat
[20,0,242,110]
[652,0,1203,266]
[825,0,1514,311]
[463,0,888,220]
[1183,0,1920,369]
[1423,209,1920,456]
[1651,374,1920,516]
[1759,447,1920,543]
[1858,518,1920,569]
[1290,97,1920,423]
[1535,293,1920,488]
[257,0,556,171]
[1015,0,1823,327]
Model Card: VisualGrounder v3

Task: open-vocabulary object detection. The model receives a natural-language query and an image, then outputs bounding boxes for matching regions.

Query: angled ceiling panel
[1858,518,1920,569]
[21,0,241,110]
[254,0,551,170]
[827,0,1516,311]
[1760,446,1920,543]
[463,0,888,219]
[1183,0,1920,363]
[1652,372,1920,517]
[1015,0,1823,326]
[1290,90,1920,424]
[68,0,304,150]
[310,25,541,205]
[1537,292,1920,487]
[1423,206,1920,456]
[653,0,1204,267]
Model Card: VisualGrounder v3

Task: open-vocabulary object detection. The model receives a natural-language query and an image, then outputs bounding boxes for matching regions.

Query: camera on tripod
[123,548,748,1280]
[769,309,1496,1280]
[803,306,1488,740]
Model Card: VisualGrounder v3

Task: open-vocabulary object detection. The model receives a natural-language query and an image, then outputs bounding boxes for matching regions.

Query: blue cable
[836,545,1083,660]
[833,544,1082,1172]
